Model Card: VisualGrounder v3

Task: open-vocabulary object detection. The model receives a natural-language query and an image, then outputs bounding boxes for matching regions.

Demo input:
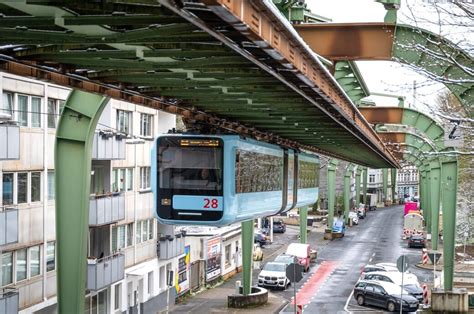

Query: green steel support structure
[241,220,255,295]
[355,167,362,204]
[430,160,442,250]
[300,206,308,244]
[391,169,397,203]
[362,167,368,205]
[425,165,432,234]
[55,90,109,313]
[441,159,458,290]
[419,169,427,222]
[327,159,338,230]
[343,165,353,224]
[382,168,388,203]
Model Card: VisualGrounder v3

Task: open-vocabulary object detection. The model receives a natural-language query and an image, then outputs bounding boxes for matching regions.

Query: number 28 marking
[204,198,219,209]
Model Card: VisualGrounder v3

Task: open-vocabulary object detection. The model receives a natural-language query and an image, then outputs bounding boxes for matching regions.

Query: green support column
[425,165,432,234]
[391,169,397,204]
[430,160,441,250]
[355,167,362,204]
[343,165,353,224]
[327,159,338,230]
[362,167,368,205]
[420,169,427,222]
[382,169,388,204]
[299,206,308,244]
[241,220,255,295]
[55,90,109,313]
[441,159,458,290]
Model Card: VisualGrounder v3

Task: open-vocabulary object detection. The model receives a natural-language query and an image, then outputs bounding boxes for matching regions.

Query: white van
[285,243,311,272]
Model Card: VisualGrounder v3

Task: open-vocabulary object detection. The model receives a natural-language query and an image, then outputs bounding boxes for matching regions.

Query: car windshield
[263,263,286,272]
[274,221,283,225]
[275,255,292,263]
[403,284,420,292]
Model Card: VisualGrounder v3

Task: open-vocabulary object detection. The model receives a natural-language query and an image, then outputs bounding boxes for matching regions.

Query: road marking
[290,261,338,306]
[343,289,354,313]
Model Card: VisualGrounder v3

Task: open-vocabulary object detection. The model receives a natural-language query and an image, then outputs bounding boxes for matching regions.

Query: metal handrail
[0,287,18,298]
[0,205,18,213]
[88,251,124,264]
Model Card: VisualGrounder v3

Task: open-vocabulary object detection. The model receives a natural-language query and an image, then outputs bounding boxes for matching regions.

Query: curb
[274,298,290,313]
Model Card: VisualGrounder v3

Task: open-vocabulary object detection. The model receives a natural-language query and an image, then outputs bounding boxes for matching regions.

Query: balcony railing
[157,233,185,260]
[87,253,125,291]
[91,130,125,160]
[0,288,18,314]
[89,193,125,226]
[0,206,18,246]
[0,123,19,160]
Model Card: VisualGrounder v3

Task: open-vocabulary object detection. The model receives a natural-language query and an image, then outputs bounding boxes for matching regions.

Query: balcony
[157,233,185,260]
[0,123,19,160]
[87,253,125,291]
[0,206,18,246]
[91,130,125,160]
[89,193,125,226]
[0,288,18,314]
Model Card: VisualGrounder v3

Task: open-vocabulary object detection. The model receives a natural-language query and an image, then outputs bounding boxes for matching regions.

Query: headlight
[278,276,285,280]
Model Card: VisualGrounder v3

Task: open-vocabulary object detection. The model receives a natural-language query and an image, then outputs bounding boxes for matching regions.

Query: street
[273,205,433,313]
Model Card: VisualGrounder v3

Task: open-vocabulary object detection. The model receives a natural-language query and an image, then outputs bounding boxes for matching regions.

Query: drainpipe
[42,84,49,301]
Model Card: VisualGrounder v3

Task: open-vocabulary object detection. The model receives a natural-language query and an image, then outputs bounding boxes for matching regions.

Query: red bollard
[422,248,429,265]
[422,284,429,307]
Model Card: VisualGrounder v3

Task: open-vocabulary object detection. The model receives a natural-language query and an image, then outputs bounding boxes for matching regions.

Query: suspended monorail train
[152,135,320,226]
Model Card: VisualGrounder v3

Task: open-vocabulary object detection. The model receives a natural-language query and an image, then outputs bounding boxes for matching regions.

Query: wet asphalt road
[275,205,433,313]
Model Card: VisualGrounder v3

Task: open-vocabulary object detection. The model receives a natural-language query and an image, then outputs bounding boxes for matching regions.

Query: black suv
[353,280,419,312]
[273,219,286,233]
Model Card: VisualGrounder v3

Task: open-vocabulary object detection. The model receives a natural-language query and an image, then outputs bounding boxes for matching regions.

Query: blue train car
[152,134,319,226]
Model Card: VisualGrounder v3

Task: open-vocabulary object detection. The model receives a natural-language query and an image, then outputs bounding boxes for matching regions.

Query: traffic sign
[397,255,409,273]
[286,263,304,283]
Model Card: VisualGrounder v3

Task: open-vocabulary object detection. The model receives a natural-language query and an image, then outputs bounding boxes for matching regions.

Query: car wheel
[357,295,365,306]
[387,301,396,312]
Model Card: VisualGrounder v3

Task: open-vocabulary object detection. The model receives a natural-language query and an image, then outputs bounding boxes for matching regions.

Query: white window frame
[140,167,151,190]
[116,110,132,135]
[139,113,154,137]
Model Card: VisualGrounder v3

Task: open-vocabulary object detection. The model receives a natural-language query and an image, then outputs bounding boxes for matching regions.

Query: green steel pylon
[55,90,109,313]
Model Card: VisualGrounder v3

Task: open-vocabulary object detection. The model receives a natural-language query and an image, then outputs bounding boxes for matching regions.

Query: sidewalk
[171,221,329,314]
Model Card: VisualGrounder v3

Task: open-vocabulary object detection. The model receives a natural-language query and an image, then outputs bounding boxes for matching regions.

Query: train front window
[158,138,223,195]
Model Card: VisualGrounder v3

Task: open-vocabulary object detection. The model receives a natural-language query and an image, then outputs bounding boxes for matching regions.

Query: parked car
[274,253,297,266]
[286,243,311,272]
[360,271,423,302]
[254,229,268,247]
[361,264,400,276]
[408,234,426,248]
[273,219,286,233]
[332,217,345,235]
[353,280,419,312]
[349,212,359,225]
[257,262,290,290]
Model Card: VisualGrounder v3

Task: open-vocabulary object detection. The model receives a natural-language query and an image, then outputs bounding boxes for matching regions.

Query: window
[1,252,13,286]
[47,98,58,128]
[225,244,231,266]
[2,173,13,205]
[16,249,27,281]
[48,171,55,200]
[112,225,127,251]
[47,242,55,272]
[31,97,42,127]
[127,169,133,191]
[2,92,13,116]
[136,222,142,244]
[113,168,133,192]
[369,174,375,183]
[115,283,122,310]
[112,226,118,252]
[29,245,41,277]
[148,271,154,295]
[142,220,148,242]
[236,150,282,193]
[140,167,151,190]
[148,220,153,240]
[373,285,385,294]
[17,95,28,127]
[31,172,41,202]
[116,110,132,135]
[17,172,28,204]
[140,113,153,137]
[126,223,133,247]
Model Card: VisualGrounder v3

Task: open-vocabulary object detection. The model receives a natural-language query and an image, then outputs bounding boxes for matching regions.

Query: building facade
[0,72,183,314]
[397,166,419,199]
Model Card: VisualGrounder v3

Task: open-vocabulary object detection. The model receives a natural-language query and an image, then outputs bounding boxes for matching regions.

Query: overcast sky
[305,0,470,116]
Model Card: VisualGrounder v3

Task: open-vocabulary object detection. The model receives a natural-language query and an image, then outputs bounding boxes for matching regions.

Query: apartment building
[367,169,393,205]
[0,72,183,314]
[397,166,419,199]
